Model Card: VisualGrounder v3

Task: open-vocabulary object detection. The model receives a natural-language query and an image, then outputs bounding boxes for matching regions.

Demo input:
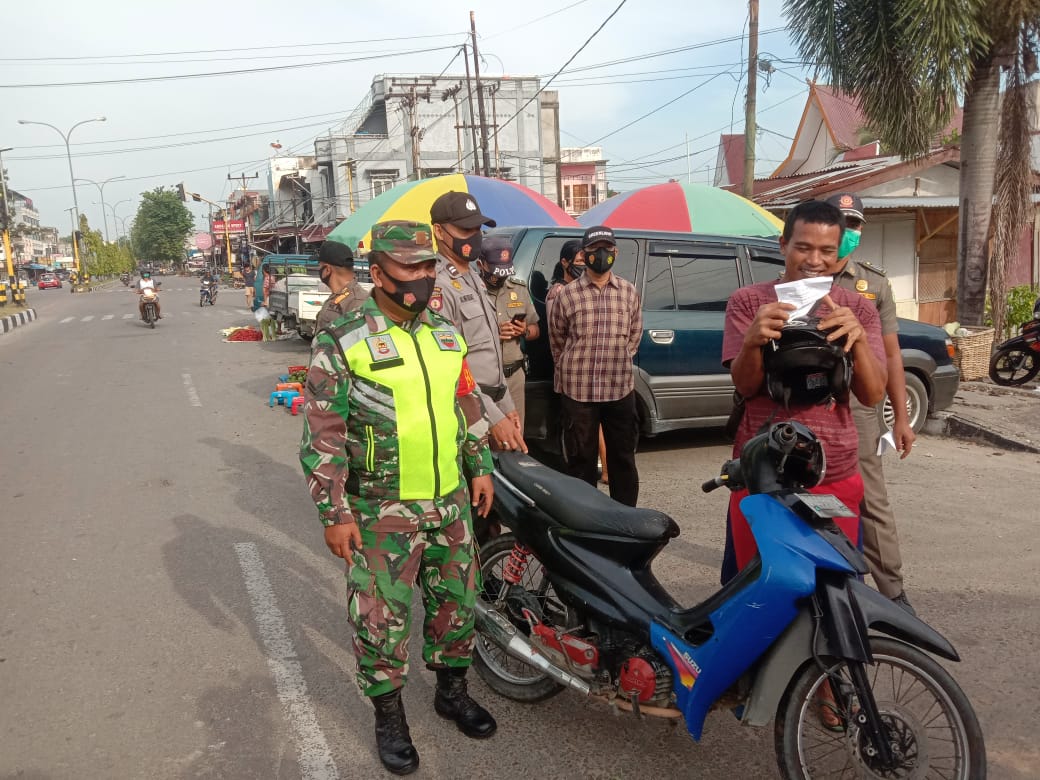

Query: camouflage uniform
[314,278,368,333]
[300,226,493,698]
[487,276,539,428]
[833,256,906,598]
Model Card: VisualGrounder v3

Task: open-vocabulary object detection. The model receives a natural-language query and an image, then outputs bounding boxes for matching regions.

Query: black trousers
[561,392,639,507]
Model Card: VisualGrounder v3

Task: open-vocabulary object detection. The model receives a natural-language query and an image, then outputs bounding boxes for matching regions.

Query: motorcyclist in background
[138,270,162,320]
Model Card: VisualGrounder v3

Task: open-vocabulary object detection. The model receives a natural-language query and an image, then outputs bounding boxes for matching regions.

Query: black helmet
[762,322,851,409]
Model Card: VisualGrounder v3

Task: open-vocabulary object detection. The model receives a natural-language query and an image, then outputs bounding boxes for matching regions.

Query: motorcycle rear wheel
[473,533,566,703]
[989,344,1039,386]
[775,637,985,779]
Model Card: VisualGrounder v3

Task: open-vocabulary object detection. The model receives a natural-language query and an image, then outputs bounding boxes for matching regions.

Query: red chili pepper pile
[225,327,264,342]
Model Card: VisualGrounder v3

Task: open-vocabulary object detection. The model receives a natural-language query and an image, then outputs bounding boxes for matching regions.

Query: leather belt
[503,360,525,378]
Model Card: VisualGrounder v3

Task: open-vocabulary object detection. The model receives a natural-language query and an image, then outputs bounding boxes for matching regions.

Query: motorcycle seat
[495,453,679,541]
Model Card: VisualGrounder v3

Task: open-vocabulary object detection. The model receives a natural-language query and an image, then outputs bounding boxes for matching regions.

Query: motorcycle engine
[618,649,673,705]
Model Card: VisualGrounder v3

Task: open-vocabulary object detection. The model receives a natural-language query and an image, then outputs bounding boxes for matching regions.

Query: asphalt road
[2,281,1038,779]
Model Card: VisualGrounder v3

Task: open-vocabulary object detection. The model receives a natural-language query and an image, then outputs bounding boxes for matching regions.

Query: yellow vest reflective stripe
[343,324,466,499]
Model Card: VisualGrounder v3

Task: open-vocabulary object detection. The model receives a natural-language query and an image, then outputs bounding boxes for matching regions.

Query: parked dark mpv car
[490,226,959,450]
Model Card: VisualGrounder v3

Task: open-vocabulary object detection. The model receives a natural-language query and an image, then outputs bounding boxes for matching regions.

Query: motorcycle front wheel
[775,637,985,779]
[473,532,566,703]
[989,344,1039,386]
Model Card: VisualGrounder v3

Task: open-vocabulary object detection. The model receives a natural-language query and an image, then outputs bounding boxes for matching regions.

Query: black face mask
[568,261,586,280]
[320,268,332,287]
[449,231,482,262]
[379,267,435,314]
[585,247,615,273]
[480,265,507,289]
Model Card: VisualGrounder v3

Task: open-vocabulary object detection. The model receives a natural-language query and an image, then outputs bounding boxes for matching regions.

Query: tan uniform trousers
[505,366,526,432]
[852,399,904,598]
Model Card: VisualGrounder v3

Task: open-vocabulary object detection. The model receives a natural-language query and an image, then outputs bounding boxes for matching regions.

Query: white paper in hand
[775,276,833,321]
[876,429,898,457]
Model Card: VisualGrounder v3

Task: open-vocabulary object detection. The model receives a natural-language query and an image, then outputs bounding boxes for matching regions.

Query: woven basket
[951,326,994,381]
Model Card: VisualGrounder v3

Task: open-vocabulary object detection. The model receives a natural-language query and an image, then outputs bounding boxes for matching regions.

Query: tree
[784,0,1040,331]
[131,187,193,270]
[79,214,134,276]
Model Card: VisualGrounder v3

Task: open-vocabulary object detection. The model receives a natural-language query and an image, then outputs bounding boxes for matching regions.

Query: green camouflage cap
[370,220,439,265]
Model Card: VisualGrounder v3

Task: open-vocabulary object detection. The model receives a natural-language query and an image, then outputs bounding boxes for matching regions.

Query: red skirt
[729,473,864,571]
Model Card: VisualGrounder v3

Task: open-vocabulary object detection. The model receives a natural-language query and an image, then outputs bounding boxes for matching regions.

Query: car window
[748,252,785,284]
[644,243,739,312]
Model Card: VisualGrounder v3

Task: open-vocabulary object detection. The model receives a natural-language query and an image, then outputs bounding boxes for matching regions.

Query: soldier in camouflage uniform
[314,239,368,333]
[299,220,498,776]
[477,234,540,430]
[825,192,917,615]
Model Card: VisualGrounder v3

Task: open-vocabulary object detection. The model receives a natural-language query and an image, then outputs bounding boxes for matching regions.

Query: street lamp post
[95,197,133,241]
[77,175,125,243]
[17,117,106,276]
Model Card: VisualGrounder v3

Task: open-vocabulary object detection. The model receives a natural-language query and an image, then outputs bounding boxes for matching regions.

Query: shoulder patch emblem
[432,329,461,351]
[855,279,869,292]
[365,335,400,362]
[429,293,443,312]
[446,263,461,279]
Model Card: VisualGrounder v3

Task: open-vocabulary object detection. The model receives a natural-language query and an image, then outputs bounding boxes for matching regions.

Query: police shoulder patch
[431,329,461,351]
[508,276,526,286]
[365,334,400,362]
[859,260,887,276]
[429,292,443,312]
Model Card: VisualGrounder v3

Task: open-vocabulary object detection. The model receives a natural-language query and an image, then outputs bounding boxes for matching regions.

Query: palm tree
[784,0,1040,332]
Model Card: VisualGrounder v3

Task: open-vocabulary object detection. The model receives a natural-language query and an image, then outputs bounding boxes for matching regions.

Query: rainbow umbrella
[579,182,782,237]
[326,174,577,251]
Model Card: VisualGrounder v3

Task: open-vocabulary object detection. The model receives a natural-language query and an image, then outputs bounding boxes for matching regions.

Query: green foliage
[1005,284,1040,338]
[784,0,989,158]
[131,187,193,269]
[79,214,134,276]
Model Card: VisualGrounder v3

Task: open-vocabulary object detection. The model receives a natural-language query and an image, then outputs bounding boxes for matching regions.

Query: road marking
[81,315,94,322]
[102,314,114,321]
[234,543,340,780]
[122,313,134,319]
[182,373,202,407]
[237,309,251,316]
[60,316,75,324]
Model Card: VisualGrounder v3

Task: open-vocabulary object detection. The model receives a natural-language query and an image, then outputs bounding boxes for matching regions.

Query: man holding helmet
[722,199,887,572]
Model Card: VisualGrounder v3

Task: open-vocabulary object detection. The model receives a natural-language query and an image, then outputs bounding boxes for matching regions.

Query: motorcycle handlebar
[702,477,725,493]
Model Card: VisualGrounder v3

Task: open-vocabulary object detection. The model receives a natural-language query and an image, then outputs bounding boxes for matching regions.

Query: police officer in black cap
[314,239,368,334]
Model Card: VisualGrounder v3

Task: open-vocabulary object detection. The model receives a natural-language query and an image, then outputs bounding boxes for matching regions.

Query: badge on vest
[366,335,400,362]
[451,279,463,290]
[432,330,461,351]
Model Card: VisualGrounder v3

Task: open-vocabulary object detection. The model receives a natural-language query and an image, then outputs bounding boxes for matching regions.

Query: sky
[0,0,814,238]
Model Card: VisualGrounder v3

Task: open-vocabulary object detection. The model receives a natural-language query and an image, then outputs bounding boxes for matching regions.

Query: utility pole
[462,44,481,175]
[742,0,759,199]
[442,85,465,170]
[470,12,493,178]
[387,78,434,180]
[228,171,259,267]
[0,147,14,282]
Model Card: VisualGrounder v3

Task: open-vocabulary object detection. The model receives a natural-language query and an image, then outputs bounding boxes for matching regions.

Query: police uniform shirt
[488,277,539,367]
[315,279,367,333]
[431,256,516,421]
[833,258,898,337]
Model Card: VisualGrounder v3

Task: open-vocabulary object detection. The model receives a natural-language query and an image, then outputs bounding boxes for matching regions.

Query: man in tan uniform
[314,240,367,334]
[477,235,540,430]
[825,192,916,614]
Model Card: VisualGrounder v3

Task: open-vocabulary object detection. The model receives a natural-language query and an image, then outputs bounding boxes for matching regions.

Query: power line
[0,32,468,62]
[483,0,594,39]
[0,44,459,88]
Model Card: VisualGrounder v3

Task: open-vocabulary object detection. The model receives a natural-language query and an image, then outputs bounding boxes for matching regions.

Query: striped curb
[0,308,37,335]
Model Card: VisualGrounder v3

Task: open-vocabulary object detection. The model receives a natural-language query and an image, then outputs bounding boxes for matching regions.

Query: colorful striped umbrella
[326,174,577,251]
[579,182,783,237]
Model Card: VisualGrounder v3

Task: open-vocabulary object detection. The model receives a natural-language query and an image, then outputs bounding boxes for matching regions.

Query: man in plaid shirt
[549,225,643,506]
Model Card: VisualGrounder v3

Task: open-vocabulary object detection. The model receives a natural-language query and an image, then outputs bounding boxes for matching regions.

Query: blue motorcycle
[475,421,985,778]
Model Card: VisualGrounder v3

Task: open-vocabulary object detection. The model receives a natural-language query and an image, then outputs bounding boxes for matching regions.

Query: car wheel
[878,372,928,434]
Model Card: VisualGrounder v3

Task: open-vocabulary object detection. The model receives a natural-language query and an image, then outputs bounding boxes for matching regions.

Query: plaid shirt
[549,272,642,402]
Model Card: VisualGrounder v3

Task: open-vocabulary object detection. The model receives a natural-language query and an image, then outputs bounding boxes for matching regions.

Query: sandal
[815,682,847,733]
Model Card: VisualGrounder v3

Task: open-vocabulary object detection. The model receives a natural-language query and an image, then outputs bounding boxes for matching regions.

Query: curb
[926,411,1040,455]
[0,308,37,335]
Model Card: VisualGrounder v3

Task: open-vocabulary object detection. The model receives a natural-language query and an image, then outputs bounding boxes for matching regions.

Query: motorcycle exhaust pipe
[474,600,591,695]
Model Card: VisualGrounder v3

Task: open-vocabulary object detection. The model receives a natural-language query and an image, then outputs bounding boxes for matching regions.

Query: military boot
[433,667,497,738]
[371,689,419,775]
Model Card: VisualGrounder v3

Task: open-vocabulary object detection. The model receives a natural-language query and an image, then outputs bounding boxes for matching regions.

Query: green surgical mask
[838,229,861,260]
